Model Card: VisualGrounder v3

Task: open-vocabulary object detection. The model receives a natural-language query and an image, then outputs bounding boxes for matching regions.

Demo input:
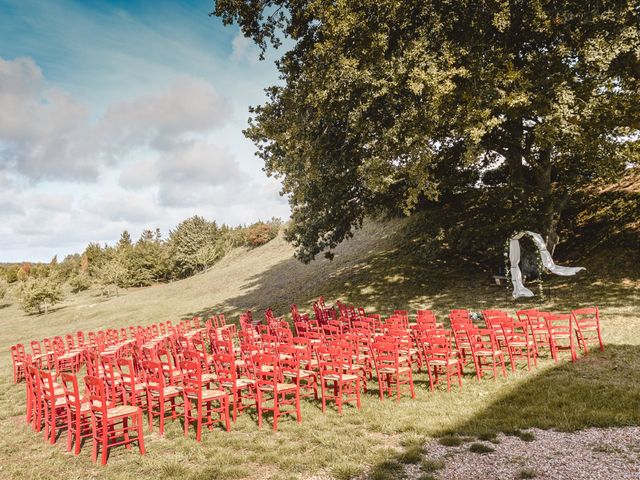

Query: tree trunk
[534,148,569,254]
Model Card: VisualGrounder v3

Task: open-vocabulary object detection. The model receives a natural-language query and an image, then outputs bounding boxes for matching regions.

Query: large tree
[214,0,640,262]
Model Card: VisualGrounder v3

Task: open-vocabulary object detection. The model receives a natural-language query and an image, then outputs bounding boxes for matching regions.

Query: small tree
[97,258,128,297]
[19,277,64,315]
[69,273,91,293]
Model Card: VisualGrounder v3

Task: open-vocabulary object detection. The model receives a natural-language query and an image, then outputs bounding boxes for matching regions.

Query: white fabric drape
[509,231,585,298]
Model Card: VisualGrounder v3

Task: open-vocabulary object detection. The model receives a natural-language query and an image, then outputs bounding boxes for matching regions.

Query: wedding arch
[506,231,585,299]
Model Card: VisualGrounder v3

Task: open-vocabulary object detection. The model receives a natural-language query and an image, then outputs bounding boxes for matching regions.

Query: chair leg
[137,411,146,455]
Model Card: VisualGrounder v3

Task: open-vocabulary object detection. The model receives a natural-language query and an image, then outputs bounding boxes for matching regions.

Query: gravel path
[418,427,640,480]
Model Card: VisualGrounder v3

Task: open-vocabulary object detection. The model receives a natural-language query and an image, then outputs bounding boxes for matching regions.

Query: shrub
[19,277,64,314]
[245,220,280,247]
[69,274,91,293]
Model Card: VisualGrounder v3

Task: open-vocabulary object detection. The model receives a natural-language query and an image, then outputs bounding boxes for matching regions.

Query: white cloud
[0,57,96,180]
[231,32,260,64]
[0,53,290,262]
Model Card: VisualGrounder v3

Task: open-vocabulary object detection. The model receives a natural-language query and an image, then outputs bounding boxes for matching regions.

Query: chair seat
[475,349,502,356]
[105,405,139,419]
[259,382,297,393]
[201,373,218,382]
[187,389,227,401]
[150,386,182,397]
[124,382,147,392]
[221,378,254,388]
[510,341,534,347]
[282,369,315,379]
[427,358,459,366]
[323,373,358,382]
[378,366,412,374]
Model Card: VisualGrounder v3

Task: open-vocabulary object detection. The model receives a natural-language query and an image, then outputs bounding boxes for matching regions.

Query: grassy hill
[0,210,638,479]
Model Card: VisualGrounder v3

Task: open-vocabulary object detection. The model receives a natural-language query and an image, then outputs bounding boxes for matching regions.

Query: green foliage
[96,251,128,296]
[69,273,91,293]
[4,265,19,284]
[214,0,640,262]
[168,216,220,278]
[19,276,64,314]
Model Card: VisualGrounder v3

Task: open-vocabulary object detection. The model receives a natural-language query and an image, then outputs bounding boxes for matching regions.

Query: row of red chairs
[9,303,603,464]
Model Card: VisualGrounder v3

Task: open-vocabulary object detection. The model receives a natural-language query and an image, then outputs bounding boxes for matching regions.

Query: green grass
[516,468,538,479]
[420,459,445,473]
[0,218,639,479]
[469,443,495,454]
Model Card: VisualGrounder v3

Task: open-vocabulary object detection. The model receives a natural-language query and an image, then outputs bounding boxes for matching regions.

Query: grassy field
[0,218,638,480]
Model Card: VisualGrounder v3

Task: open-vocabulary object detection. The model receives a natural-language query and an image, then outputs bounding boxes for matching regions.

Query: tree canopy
[213,0,640,262]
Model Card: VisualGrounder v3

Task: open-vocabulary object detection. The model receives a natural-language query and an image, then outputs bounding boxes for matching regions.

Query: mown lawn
[0,219,638,479]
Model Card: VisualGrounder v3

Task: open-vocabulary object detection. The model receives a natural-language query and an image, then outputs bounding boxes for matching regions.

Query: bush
[69,274,91,293]
[245,221,280,247]
[19,277,64,314]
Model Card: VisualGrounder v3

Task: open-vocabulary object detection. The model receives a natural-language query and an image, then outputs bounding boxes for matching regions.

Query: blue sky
[0,0,289,262]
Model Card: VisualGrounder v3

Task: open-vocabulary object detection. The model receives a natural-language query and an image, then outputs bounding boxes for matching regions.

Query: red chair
[317,346,361,414]
[545,314,577,362]
[117,357,147,408]
[253,353,301,430]
[572,307,604,355]
[212,353,256,423]
[142,360,182,435]
[372,341,415,401]
[181,360,230,440]
[25,365,43,430]
[84,375,145,465]
[467,329,507,381]
[10,344,26,383]
[61,372,92,455]
[517,309,551,357]
[30,340,49,368]
[38,368,67,444]
[419,332,463,392]
[279,345,318,400]
[499,320,537,371]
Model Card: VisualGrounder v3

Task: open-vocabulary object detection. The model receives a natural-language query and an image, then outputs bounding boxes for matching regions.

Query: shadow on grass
[364,345,640,479]
[183,221,638,324]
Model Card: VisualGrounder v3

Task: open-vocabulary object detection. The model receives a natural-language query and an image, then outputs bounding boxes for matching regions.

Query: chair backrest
[372,341,400,371]
[212,353,238,385]
[545,313,573,336]
[142,360,166,397]
[29,340,42,357]
[117,357,139,397]
[253,353,279,390]
[180,360,203,402]
[38,368,59,403]
[316,346,348,380]
[571,307,600,330]
[61,372,84,411]
[84,375,109,418]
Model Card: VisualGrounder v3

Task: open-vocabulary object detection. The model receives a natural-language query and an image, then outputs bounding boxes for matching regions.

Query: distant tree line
[0,216,281,314]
